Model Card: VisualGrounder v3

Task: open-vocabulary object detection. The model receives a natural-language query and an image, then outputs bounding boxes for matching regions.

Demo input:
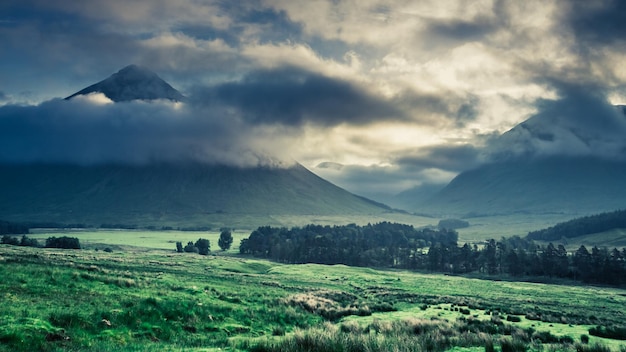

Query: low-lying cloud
[0,94,296,167]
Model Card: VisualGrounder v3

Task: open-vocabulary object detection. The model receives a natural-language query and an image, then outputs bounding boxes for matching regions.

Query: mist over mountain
[0,66,393,227]
[407,88,626,217]
[65,64,186,102]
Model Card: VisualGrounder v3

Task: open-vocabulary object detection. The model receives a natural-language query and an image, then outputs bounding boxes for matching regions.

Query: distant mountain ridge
[65,65,185,102]
[0,162,390,227]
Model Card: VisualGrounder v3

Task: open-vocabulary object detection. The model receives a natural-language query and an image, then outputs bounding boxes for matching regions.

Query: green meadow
[1,230,626,351]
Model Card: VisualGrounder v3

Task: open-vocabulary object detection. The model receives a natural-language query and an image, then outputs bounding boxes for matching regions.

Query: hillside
[527,209,626,241]
[0,162,390,227]
[415,157,626,217]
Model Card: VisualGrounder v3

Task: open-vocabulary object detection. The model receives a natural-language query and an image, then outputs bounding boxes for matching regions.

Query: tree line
[1,235,81,249]
[239,222,626,285]
[527,209,626,241]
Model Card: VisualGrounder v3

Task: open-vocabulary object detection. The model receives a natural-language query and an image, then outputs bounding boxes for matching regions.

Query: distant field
[535,228,626,251]
[455,213,583,243]
[28,229,249,253]
[1,242,625,351]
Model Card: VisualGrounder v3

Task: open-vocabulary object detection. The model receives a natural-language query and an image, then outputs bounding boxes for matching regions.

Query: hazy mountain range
[2,64,625,228]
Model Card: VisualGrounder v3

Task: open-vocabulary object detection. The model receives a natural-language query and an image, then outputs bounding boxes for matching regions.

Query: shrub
[589,325,626,340]
[176,241,183,253]
[531,331,559,343]
[581,334,590,344]
[507,315,522,322]
[500,337,527,352]
[184,241,199,253]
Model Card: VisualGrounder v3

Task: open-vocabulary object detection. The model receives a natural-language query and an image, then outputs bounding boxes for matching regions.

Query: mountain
[0,162,390,228]
[417,157,626,217]
[410,104,626,217]
[65,64,186,102]
[0,65,393,228]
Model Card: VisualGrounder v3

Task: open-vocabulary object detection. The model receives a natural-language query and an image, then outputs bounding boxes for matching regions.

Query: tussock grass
[1,244,625,351]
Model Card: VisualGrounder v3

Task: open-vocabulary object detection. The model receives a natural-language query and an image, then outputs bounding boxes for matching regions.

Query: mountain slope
[416,157,626,216]
[65,65,185,102]
[0,163,389,227]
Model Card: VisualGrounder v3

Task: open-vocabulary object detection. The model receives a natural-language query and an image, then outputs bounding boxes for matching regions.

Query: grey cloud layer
[191,67,404,126]
[2,0,626,198]
[0,98,275,166]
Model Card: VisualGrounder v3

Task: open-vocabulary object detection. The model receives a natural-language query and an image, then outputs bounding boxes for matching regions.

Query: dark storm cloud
[0,97,282,166]
[566,0,626,45]
[393,144,483,172]
[189,66,404,126]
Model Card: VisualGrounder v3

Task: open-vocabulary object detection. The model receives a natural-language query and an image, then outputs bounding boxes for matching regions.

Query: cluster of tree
[45,236,81,249]
[527,209,626,241]
[238,222,626,285]
[239,222,458,267]
[1,235,39,247]
[425,239,626,285]
[176,238,210,255]
[0,221,29,235]
[174,230,234,255]
[1,235,81,250]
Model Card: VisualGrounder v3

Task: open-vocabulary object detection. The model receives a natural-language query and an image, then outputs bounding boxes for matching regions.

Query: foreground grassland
[1,244,625,351]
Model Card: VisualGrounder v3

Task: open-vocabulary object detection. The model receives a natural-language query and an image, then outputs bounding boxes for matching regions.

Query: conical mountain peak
[65,65,185,102]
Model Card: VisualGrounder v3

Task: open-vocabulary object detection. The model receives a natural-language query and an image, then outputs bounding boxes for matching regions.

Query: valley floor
[1,237,626,351]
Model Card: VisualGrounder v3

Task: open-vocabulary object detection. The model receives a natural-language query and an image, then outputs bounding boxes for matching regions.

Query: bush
[581,334,590,344]
[531,331,559,343]
[175,241,183,253]
[184,241,199,253]
[589,325,626,340]
[500,337,527,352]
[507,315,522,322]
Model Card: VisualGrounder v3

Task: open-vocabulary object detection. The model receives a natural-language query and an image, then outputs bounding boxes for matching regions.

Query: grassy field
[1,238,625,352]
[28,229,250,253]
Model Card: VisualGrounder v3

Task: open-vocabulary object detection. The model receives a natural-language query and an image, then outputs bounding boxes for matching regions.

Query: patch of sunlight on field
[28,229,248,253]
[456,213,582,243]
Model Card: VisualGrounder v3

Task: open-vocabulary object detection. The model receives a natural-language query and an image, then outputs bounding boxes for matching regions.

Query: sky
[1,0,626,201]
